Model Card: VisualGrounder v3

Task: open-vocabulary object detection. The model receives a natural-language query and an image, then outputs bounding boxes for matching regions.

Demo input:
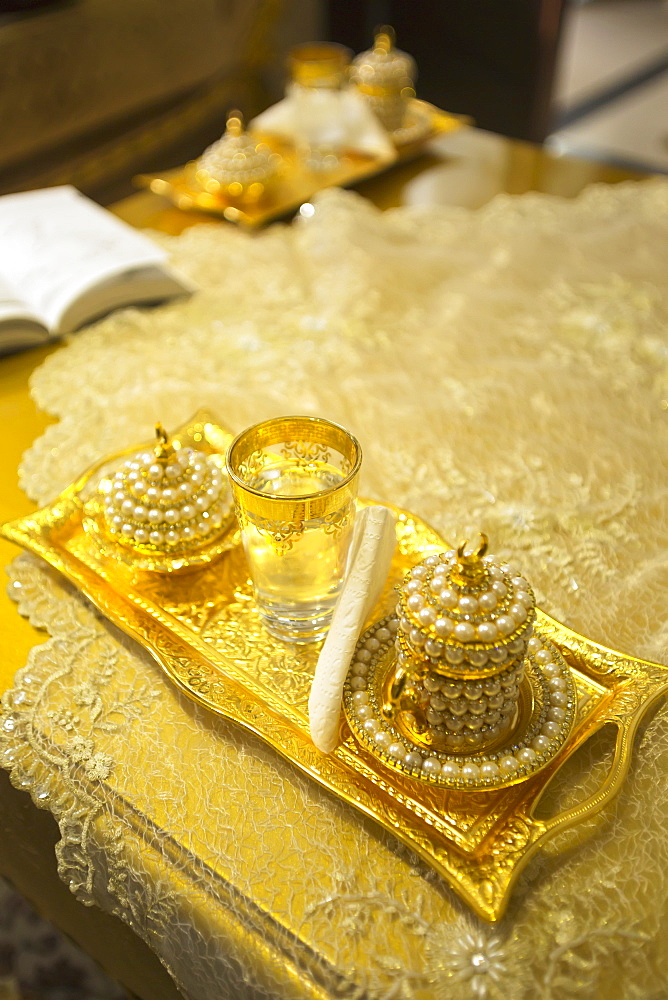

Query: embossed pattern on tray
[3,410,668,921]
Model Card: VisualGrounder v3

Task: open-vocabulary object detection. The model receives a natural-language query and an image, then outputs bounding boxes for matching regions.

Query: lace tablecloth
[2,183,668,1000]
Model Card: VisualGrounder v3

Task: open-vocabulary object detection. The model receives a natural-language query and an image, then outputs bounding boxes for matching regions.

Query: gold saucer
[344,621,576,790]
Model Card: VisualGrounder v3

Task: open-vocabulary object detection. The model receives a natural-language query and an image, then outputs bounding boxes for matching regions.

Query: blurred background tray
[133,101,467,226]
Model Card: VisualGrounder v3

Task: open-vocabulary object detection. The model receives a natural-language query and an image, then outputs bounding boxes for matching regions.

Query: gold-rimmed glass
[288,42,351,89]
[227,415,362,644]
[287,42,353,173]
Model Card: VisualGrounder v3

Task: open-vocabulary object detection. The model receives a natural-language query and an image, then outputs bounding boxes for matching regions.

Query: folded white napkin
[251,86,396,161]
[308,505,397,754]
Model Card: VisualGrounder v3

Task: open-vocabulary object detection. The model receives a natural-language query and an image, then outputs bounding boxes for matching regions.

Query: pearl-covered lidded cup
[350,26,416,132]
[392,534,536,752]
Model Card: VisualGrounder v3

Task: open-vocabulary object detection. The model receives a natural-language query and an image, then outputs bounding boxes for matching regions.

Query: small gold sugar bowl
[85,423,235,573]
[194,110,281,204]
[350,26,416,133]
[386,535,536,754]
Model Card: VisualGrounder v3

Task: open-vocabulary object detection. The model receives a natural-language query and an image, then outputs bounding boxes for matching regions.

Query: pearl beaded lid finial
[225,110,244,139]
[100,424,231,554]
[154,422,175,463]
[374,25,395,55]
[453,533,488,586]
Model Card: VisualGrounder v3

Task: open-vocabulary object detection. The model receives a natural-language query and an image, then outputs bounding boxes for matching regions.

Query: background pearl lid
[350,27,417,95]
[196,111,280,193]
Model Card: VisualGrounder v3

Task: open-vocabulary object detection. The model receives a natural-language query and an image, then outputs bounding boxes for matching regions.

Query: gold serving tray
[3,410,668,921]
[134,101,466,227]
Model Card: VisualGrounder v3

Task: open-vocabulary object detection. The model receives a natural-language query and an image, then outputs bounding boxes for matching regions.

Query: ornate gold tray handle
[2,410,667,923]
[532,616,668,830]
[460,621,668,920]
[333,609,668,921]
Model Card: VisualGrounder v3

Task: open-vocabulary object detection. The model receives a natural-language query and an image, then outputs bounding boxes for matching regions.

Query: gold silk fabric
[3,182,668,1000]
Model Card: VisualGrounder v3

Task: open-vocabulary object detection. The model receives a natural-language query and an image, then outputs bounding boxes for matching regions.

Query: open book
[0,186,194,355]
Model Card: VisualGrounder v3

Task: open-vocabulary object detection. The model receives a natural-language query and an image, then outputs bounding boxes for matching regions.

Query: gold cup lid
[196,110,279,191]
[100,424,230,554]
[350,26,416,92]
[396,535,536,676]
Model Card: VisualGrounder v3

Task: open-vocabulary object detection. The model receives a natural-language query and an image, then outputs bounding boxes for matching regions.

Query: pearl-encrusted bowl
[84,423,235,573]
[194,110,281,204]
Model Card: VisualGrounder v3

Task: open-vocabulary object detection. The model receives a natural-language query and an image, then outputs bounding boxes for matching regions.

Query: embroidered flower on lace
[443,930,507,999]
[72,682,99,709]
[63,736,112,780]
[47,708,80,732]
[66,736,94,763]
[81,751,113,782]
[426,927,531,1000]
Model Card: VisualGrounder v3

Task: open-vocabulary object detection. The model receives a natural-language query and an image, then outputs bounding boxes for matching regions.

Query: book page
[0,272,42,326]
[57,265,195,336]
[0,187,169,331]
[0,272,48,352]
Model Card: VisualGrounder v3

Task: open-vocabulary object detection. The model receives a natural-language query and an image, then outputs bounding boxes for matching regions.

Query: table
[0,128,644,691]
[0,130,654,1000]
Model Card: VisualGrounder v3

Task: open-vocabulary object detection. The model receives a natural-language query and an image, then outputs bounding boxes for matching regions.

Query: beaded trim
[343,617,576,790]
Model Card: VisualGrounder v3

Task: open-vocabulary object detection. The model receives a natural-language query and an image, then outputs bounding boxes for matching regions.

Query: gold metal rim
[226,414,363,503]
[288,42,352,86]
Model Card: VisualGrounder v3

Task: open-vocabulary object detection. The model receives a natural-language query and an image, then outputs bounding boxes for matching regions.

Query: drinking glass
[287,42,352,172]
[227,415,362,644]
